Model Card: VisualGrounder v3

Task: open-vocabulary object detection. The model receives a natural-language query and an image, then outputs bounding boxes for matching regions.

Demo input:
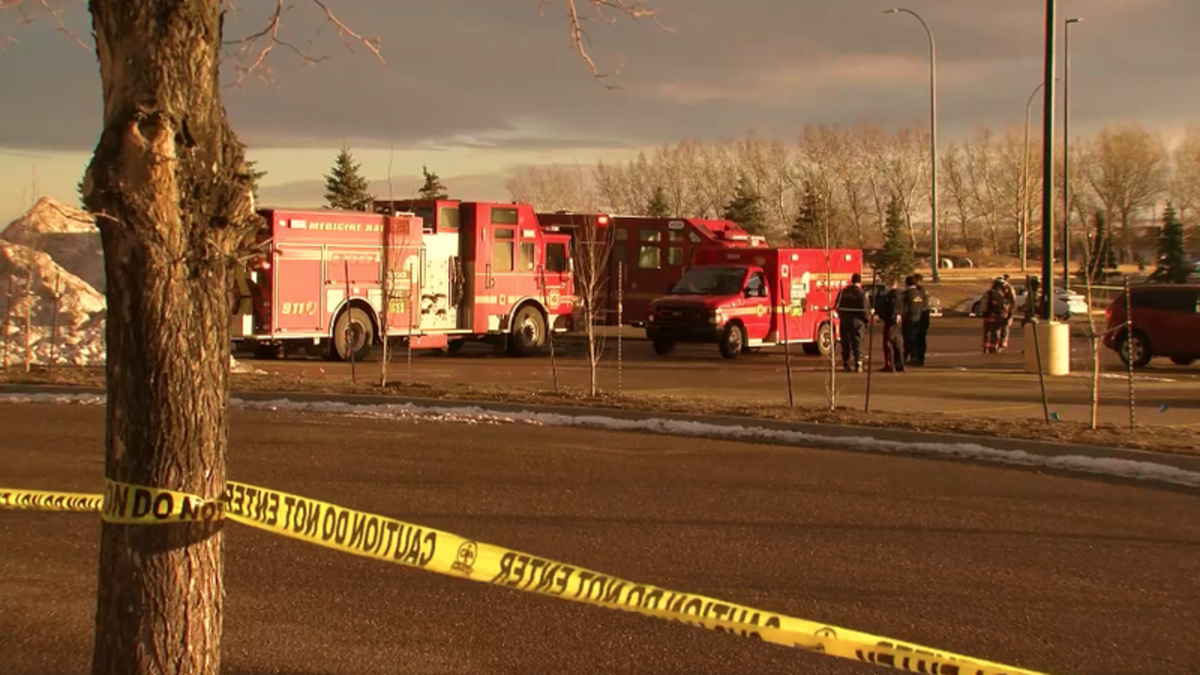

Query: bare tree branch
[542,0,669,89]
[0,0,88,50]
[221,0,384,87]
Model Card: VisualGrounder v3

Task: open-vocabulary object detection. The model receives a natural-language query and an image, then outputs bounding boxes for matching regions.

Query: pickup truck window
[670,266,746,295]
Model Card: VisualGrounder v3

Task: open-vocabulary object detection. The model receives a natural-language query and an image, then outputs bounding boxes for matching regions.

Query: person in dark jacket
[900,275,926,365]
[875,279,904,372]
[912,272,931,365]
[835,272,871,372]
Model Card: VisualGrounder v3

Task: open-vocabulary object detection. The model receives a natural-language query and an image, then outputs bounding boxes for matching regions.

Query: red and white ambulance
[644,247,863,359]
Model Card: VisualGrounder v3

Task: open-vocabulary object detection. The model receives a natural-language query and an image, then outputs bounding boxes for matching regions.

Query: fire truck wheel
[445,339,466,356]
[332,306,375,362]
[507,305,546,357]
[718,323,746,360]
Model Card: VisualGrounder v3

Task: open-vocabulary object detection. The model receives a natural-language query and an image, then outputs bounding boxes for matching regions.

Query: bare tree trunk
[83,2,257,673]
[23,268,32,372]
[2,274,11,370]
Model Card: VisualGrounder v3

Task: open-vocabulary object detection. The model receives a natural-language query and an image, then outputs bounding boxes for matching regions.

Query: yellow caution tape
[1,488,103,512]
[1,481,1052,675]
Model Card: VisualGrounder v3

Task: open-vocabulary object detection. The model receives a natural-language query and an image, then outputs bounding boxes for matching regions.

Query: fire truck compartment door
[420,234,458,331]
[274,245,323,333]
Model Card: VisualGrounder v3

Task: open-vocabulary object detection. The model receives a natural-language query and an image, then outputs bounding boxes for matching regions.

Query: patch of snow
[2,392,1197,489]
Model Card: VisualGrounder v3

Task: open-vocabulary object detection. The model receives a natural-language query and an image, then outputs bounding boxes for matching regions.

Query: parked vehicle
[233,200,574,360]
[969,284,1087,321]
[1103,283,1200,368]
[533,212,768,326]
[644,247,863,359]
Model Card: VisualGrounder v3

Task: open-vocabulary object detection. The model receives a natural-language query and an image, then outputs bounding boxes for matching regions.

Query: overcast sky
[1,0,1196,225]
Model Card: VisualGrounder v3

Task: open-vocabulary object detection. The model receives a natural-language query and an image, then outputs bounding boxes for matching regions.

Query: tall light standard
[1062,16,1082,289]
[1022,76,1060,273]
[1039,0,1057,321]
[885,7,939,282]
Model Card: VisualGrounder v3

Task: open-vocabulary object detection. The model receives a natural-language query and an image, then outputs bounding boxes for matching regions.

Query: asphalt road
[3,403,1199,674]
[240,318,1200,429]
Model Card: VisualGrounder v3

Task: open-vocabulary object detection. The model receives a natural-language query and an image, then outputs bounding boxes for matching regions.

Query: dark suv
[1104,283,1200,367]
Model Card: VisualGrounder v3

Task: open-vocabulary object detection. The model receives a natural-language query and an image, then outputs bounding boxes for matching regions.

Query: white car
[970,285,1088,321]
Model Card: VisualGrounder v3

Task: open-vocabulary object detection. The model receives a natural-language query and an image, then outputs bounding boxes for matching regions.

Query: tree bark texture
[82,1,258,673]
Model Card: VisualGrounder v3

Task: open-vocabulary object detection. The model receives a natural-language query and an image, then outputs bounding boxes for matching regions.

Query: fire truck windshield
[669,266,747,296]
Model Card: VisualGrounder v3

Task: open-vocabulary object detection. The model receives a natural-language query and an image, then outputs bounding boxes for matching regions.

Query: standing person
[876,279,905,372]
[900,276,925,365]
[912,272,931,366]
[835,272,870,372]
[979,277,1010,353]
[998,274,1018,351]
[1020,275,1043,326]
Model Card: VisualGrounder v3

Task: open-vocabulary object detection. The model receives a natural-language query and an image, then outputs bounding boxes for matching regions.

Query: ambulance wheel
[815,322,834,357]
[508,305,546,357]
[332,306,374,362]
[718,323,745,360]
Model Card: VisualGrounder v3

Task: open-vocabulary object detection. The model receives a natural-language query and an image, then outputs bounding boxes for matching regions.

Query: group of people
[977,274,1046,353]
[834,273,931,373]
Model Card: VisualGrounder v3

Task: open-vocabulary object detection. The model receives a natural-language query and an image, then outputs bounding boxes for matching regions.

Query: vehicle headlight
[708,309,722,324]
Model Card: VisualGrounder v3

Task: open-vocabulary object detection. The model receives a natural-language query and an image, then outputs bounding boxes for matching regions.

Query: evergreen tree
[876,197,915,285]
[789,181,824,248]
[645,185,670,217]
[324,144,373,211]
[1152,202,1190,283]
[247,160,267,200]
[721,174,766,236]
[417,165,449,200]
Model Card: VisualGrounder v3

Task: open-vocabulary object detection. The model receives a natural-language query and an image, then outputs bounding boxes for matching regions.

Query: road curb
[4,382,1199,484]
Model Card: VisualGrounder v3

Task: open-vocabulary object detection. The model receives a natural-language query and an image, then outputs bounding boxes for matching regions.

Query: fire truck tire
[332,306,375,362]
[507,305,546,357]
[445,339,466,356]
[718,323,746,360]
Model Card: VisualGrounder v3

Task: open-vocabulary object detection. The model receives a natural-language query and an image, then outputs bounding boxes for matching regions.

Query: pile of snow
[0,240,107,366]
[0,197,259,374]
[0,197,105,292]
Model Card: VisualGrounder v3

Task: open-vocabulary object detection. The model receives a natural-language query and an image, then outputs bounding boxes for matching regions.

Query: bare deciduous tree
[1169,125,1200,224]
[1081,123,1170,263]
[506,164,597,212]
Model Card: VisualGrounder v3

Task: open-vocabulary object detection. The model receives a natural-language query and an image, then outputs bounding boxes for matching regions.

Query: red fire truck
[643,247,863,359]
[533,212,768,326]
[231,200,574,360]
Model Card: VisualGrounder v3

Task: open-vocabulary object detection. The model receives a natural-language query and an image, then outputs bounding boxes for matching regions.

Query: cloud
[0,0,1196,154]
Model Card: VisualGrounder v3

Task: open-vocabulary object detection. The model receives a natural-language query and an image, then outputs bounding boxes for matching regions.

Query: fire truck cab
[534,212,768,326]
[644,247,862,359]
[232,200,574,360]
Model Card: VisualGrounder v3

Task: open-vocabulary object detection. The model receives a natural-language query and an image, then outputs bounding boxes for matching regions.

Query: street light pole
[1022,81,1045,274]
[1040,0,1057,321]
[1022,76,1059,273]
[1063,17,1082,290]
[885,7,938,282]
